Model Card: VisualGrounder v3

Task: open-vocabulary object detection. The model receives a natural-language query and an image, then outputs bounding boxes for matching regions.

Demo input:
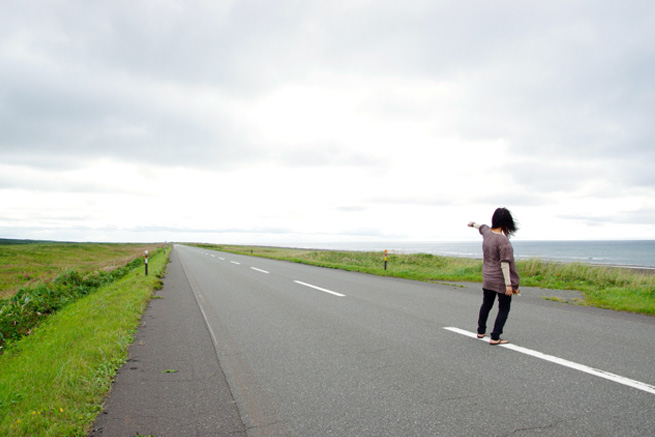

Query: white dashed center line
[293,280,345,297]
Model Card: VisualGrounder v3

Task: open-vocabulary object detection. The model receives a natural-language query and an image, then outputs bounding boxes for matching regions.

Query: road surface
[92,244,655,436]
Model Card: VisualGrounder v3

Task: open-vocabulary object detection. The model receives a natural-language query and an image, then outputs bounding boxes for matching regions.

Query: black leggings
[478,288,512,340]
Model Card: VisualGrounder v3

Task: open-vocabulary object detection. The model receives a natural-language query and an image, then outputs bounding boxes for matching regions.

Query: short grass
[195,244,655,316]
[0,246,171,436]
[0,241,166,299]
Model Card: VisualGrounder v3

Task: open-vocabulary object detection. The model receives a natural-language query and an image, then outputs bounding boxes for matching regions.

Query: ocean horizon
[286,240,655,269]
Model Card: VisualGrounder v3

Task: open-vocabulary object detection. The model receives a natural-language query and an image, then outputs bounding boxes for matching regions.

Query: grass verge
[1,258,145,352]
[0,246,171,436]
[194,244,655,316]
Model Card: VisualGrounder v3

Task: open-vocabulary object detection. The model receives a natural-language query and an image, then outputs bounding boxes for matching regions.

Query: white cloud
[1,0,654,244]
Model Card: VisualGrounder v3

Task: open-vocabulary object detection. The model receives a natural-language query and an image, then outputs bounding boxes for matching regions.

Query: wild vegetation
[194,244,655,316]
[0,241,165,299]
[0,242,171,436]
[1,257,141,351]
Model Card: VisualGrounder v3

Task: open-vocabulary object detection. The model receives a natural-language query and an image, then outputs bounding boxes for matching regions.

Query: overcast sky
[1,1,654,245]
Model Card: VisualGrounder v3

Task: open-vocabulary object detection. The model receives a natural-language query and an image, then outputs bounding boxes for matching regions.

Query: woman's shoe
[489,338,509,345]
[477,334,486,338]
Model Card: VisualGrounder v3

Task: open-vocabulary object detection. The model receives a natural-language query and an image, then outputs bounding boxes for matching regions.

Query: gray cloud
[0,169,137,194]
[559,207,655,228]
[3,1,653,164]
[1,1,654,241]
[270,145,382,168]
[1,60,252,169]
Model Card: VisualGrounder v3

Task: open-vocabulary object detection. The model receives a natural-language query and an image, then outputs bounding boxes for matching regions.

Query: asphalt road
[93,244,655,436]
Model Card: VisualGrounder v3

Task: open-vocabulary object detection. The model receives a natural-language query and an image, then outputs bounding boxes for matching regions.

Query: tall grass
[0,242,165,299]
[198,244,655,316]
[0,258,146,352]
[0,246,171,436]
[518,258,655,314]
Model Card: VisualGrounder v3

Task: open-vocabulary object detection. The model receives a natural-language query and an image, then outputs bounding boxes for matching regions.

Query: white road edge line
[251,267,270,274]
[293,280,346,297]
[444,327,655,395]
[176,248,218,348]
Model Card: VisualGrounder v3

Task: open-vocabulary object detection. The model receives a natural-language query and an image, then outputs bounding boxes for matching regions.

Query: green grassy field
[0,241,166,299]
[194,244,655,316]
[0,244,171,436]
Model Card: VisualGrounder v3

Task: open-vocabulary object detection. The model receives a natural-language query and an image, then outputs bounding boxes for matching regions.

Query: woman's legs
[477,289,497,335]
[490,293,512,340]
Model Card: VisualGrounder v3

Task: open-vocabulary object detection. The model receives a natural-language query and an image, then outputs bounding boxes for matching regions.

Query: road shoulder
[89,247,246,436]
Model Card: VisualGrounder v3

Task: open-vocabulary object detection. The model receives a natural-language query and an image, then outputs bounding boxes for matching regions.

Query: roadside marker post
[384,250,388,270]
[145,250,149,276]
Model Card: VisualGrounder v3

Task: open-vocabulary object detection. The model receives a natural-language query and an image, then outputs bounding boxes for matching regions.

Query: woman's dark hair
[491,207,518,237]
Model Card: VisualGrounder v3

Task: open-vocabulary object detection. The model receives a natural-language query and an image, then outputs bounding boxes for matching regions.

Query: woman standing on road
[468,207,520,345]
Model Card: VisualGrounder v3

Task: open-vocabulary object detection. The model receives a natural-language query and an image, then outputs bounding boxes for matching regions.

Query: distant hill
[0,238,58,245]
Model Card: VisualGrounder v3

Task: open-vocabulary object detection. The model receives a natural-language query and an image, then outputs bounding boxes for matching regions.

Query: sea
[288,240,655,269]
